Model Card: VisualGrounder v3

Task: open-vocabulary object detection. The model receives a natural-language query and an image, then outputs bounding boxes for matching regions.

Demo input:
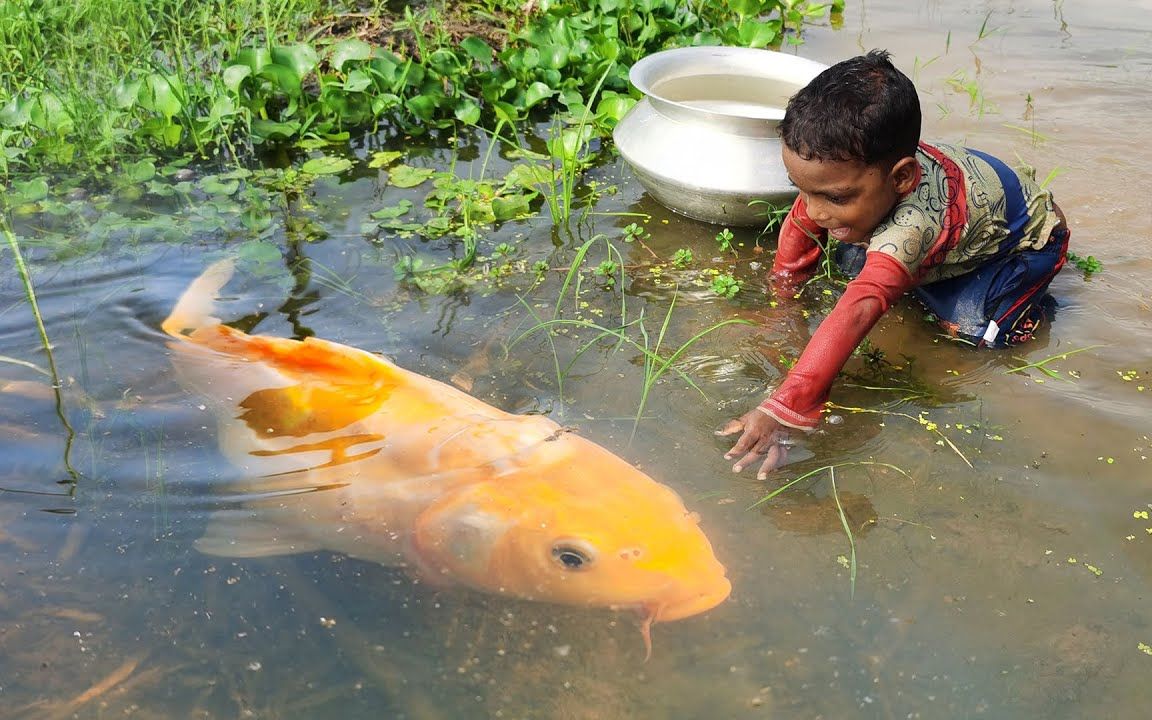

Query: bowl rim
[628,46,829,121]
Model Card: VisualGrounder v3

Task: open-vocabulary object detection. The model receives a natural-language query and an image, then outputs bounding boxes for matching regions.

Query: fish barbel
[162,260,730,655]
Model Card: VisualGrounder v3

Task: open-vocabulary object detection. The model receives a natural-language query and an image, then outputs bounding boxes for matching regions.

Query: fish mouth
[655,575,732,622]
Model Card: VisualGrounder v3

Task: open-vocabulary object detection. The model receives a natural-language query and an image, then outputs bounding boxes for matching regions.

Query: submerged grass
[1,215,82,486]
[749,460,912,597]
[510,234,751,437]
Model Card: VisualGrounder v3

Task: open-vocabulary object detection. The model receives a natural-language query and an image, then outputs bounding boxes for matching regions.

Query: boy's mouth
[828,227,853,240]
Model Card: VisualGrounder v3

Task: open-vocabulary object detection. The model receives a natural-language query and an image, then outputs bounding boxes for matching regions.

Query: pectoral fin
[195,508,324,558]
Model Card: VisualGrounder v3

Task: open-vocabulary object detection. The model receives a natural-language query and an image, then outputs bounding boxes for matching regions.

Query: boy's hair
[780,49,921,167]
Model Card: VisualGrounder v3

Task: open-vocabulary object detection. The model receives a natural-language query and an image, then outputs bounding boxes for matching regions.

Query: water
[651,74,794,119]
[3,0,1152,717]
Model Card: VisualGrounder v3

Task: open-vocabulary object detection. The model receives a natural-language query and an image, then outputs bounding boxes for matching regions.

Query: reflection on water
[3,0,1152,718]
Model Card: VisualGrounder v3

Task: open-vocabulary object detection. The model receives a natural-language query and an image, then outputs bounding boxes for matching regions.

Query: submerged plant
[509,235,751,436]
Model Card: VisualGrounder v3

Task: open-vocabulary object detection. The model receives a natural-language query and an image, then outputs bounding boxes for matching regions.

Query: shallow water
[2,1,1151,718]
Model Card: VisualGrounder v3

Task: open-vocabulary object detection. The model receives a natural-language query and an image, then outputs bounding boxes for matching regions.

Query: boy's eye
[825,194,849,205]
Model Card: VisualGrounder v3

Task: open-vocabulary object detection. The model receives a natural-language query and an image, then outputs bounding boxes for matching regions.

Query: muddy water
[2,1,1150,718]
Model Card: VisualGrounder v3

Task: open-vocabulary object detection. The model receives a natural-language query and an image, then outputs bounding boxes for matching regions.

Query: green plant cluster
[1,0,842,182]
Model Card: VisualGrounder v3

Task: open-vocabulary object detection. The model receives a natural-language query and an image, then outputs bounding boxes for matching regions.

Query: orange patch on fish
[162,259,730,655]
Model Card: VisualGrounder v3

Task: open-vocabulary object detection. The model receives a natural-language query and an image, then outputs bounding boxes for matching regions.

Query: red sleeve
[759,252,914,430]
[771,195,826,282]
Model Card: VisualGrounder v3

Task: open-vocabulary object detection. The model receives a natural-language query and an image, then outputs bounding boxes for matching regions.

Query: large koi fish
[162,260,730,655]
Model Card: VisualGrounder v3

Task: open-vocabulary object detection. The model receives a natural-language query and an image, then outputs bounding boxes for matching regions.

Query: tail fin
[162,259,235,338]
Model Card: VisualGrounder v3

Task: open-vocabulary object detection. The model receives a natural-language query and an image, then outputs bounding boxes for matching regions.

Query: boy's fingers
[729,435,777,469]
[714,418,745,437]
[756,444,789,480]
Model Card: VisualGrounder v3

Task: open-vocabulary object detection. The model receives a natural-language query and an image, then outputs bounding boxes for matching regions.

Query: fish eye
[551,540,596,571]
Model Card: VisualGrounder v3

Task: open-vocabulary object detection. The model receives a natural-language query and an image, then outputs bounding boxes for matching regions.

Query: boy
[718,49,1070,479]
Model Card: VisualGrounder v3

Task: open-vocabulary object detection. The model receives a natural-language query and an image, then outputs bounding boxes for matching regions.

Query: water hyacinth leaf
[330,38,373,71]
[222,65,253,94]
[738,20,779,48]
[493,194,533,221]
[30,93,74,134]
[198,175,240,196]
[270,44,320,80]
[123,159,156,183]
[493,101,520,125]
[301,156,353,175]
[454,98,482,126]
[428,48,466,76]
[388,164,435,188]
[259,63,304,97]
[368,150,403,169]
[237,239,283,265]
[233,47,272,73]
[595,92,635,123]
[370,200,413,219]
[296,137,332,150]
[12,177,49,203]
[112,78,144,109]
[524,82,555,110]
[241,206,274,234]
[141,75,184,118]
[460,37,494,65]
[250,119,301,141]
[343,69,373,93]
[406,95,437,122]
[505,163,554,189]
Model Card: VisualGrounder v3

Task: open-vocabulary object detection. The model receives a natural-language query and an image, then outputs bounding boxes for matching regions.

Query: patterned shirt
[868,142,1061,285]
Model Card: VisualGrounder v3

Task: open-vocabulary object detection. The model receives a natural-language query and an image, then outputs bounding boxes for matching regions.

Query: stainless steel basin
[613,46,828,227]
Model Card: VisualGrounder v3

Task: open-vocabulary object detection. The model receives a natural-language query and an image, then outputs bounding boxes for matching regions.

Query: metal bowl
[614,46,828,226]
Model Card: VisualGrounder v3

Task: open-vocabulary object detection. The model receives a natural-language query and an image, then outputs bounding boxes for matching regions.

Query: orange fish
[162,260,730,655]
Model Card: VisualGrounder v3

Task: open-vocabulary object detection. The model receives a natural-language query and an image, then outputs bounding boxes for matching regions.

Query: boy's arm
[760,252,914,429]
[771,195,826,283]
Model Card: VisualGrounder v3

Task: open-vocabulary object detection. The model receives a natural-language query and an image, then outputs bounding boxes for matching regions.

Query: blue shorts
[834,226,1069,348]
[911,227,1069,347]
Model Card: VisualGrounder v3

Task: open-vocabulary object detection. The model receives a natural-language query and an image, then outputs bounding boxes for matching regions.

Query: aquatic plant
[510,235,752,436]
[1,0,838,186]
[1,215,82,485]
[749,460,912,597]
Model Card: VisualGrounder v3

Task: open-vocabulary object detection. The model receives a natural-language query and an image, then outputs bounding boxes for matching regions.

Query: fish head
[411,435,730,627]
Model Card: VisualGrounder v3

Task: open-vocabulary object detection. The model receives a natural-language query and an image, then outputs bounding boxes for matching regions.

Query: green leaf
[232,47,272,73]
[222,65,253,94]
[123,159,156,183]
[250,118,301,141]
[739,21,779,48]
[343,69,372,93]
[270,44,320,80]
[259,63,303,97]
[370,199,413,219]
[460,37,494,65]
[388,164,436,188]
[505,163,554,189]
[524,81,554,109]
[301,156,353,175]
[492,193,533,221]
[141,75,184,118]
[595,93,636,123]
[113,78,143,109]
[12,177,49,202]
[330,38,373,71]
[368,150,404,169]
[538,44,569,70]
[454,98,482,125]
[237,240,283,265]
[198,175,240,196]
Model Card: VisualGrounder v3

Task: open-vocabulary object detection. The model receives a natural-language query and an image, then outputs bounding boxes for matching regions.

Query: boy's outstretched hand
[716,408,795,480]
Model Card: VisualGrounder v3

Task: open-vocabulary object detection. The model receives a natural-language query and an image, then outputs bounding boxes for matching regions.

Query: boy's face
[782,144,919,246]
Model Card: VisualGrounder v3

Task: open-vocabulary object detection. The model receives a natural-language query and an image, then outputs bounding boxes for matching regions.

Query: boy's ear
[890,156,919,194]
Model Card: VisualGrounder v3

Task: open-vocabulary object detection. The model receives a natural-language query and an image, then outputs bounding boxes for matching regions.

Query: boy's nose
[804,194,830,223]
